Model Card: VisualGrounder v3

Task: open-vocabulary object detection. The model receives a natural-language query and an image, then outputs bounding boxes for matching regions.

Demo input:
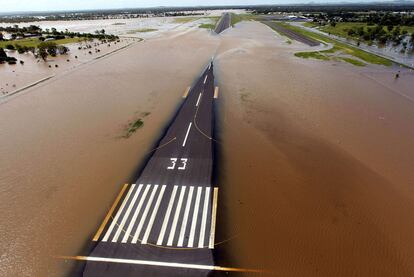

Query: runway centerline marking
[142,185,166,244]
[167,186,186,246]
[196,92,202,107]
[112,184,143,242]
[182,122,192,147]
[178,186,194,247]
[203,75,208,84]
[102,184,135,242]
[132,185,159,243]
[157,185,178,245]
[198,187,210,248]
[188,186,202,247]
[122,184,150,243]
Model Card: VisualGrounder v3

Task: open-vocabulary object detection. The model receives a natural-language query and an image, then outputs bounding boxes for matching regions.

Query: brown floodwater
[213,21,414,276]
[0,28,219,276]
[1,19,414,277]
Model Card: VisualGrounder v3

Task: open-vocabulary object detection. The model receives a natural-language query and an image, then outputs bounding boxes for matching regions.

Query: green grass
[126,28,157,34]
[285,39,292,44]
[318,22,414,40]
[173,17,197,23]
[124,119,144,138]
[199,16,220,30]
[199,23,216,29]
[0,37,84,48]
[294,51,330,60]
[276,22,392,66]
[339,57,366,66]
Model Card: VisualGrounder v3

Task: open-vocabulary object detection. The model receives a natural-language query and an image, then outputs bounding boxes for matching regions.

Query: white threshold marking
[102,184,135,242]
[142,185,166,244]
[121,185,150,243]
[203,75,208,84]
[182,122,192,147]
[157,186,178,245]
[177,186,194,247]
[132,185,159,243]
[209,187,218,249]
[196,93,202,107]
[112,184,143,242]
[167,186,186,246]
[188,187,202,247]
[198,187,211,248]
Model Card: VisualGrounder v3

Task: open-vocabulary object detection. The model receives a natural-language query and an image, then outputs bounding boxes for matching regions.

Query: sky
[0,0,398,13]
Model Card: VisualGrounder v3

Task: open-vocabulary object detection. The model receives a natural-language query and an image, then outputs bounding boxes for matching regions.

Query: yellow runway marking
[92,184,129,241]
[182,86,191,98]
[57,255,265,273]
[214,87,219,99]
[209,187,219,249]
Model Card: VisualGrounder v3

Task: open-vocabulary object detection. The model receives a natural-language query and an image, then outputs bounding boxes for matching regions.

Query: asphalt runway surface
[263,21,320,47]
[214,13,231,34]
[83,62,219,277]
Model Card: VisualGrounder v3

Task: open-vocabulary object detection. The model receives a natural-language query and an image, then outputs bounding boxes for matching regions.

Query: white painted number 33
[167,158,188,170]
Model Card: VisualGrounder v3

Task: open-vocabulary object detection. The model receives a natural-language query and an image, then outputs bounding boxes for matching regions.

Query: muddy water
[1,19,414,277]
[0,28,218,276]
[214,21,414,276]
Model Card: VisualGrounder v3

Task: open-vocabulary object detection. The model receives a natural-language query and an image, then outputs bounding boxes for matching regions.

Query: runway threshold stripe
[102,184,136,242]
[59,256,263,273]
[112,184,143,242]
[177,186,194,247]
[188,186,202,247]
[182,122,192,147]
[142,185,166,244]
[132,185,159,243]
[209,187,219,249]
[92,183,128,241]
[198,187,211,248]
[167,186,186,246]
[121,185,150,243]
[157,185,178,245]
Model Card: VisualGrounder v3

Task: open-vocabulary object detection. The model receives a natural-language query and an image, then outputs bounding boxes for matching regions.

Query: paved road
[214,13,231,34]
[83,62,219,277]
[263,21,320,47]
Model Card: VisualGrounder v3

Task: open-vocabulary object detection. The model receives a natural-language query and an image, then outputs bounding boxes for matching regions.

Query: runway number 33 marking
[167,158,188,170]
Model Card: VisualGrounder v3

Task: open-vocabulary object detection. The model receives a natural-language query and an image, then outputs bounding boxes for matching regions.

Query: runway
[215,13,231,34]
[83,62,219,276]
[262,21,320,47]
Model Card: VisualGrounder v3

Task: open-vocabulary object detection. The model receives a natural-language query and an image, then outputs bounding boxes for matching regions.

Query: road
[83,62,219,277]
[214,13,231,34]
[262,21,320,47]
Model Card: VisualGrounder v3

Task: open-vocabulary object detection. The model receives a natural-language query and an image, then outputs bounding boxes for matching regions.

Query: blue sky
[0,0,392,13]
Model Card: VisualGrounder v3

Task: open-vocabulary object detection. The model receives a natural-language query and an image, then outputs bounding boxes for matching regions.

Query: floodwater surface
[1,19,414,277]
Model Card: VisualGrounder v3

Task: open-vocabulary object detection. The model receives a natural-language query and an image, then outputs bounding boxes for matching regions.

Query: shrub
[5,44,15,50]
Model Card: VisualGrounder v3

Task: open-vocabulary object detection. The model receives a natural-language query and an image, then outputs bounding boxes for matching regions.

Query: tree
[37,41,57,60]
[37,45,48,61]
[57,45,69,54]
[0,32,3,40]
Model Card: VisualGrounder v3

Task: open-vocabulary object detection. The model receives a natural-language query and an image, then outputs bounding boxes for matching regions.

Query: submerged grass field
[173,17,197,23]
[276,22,392,67]
[126,28,158,34]
[0,37,84,48]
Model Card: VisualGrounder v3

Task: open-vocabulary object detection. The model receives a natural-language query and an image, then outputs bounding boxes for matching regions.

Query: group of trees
[346,24,409,46]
